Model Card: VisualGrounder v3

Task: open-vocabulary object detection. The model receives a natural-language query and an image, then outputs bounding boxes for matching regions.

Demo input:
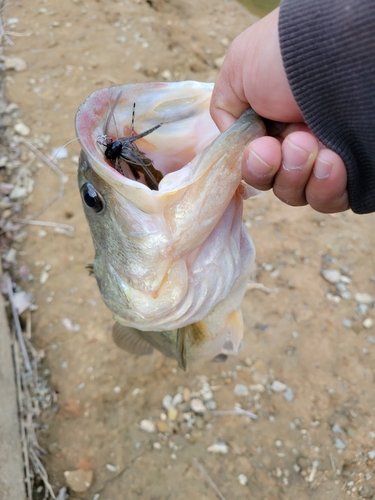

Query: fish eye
[80,183,105,213]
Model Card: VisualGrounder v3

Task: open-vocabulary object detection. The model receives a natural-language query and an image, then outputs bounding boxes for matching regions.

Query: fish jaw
[76,81,265,365]
[76,81,219,214]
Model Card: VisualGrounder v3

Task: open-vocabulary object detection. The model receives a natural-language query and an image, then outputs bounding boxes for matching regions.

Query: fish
[75,81,265,370]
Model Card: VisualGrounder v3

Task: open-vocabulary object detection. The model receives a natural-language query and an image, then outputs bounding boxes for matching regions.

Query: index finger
[210,47,250,132]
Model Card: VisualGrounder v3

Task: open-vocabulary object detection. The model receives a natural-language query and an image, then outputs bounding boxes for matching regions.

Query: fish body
[75,81,265,369]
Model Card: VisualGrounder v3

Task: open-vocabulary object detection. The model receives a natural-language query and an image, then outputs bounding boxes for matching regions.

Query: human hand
[210,8,349,213]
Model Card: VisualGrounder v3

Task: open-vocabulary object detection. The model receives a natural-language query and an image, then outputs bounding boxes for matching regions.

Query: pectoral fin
[112,323,153,356]
[176,328,187,371]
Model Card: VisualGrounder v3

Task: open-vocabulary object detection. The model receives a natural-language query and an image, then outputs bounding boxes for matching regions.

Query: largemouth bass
[75,81,265,370]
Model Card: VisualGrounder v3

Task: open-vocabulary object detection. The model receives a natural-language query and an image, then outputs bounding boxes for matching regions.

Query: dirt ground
[3,0,375,499]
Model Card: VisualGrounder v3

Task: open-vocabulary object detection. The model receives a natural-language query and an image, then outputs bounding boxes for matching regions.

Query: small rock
[156,421,169,433]
[214,55,225,69]
[190,398,206,414]
[368,450,375,460]
[3,247,17,263]
[359,484,374,498]
[334,438,346,450]
[9,186,28,200]
[161,69,172,80]
[172,393,183,406]
[363,318,374,329]
[358,303,369,315]
[14,122,30,136]
[234,384,249,397]
[40,269,50,285]
[4,56,27,71]
[62,318,80,332]
[249,384,265,393]
[238,473,248,486]
[52,146,69,159]
[332,423,343,434]
[283,388,294,402]
[322,269,342,284]
[162,394,173,410]
[355,293,374,304]
[271,380,287,393]
[105,463,118,472]
[367,336,375,344]
[275,440,282,447]
[168,407,178,421]
[200,382,213,401]
[342,318,353,329]
[183,387,191,402]
[153,442,162,450]
[297,456,311,470]
[64,469,93,493]
[207,442,228,454]
[205,399,217,410]
[139,419,155,433]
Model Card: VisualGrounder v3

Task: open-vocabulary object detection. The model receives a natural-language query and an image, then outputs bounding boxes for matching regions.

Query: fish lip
[75,81,216,193]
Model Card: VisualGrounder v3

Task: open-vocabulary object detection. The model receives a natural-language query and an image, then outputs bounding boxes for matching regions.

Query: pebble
[139,419,155,433]
[359,484,374,498]
[355,293,374,304]
[172,393,183,406]
[4,56,27,71]
[156,421,169,433]
[207,442,228,454]
[168,407,178,421]
[190,398,206,414]
[363,318,374,329]
[9,186,28,200]
[334,438,346,450]
[214,55,225,69]
[161,69,172,80]
[358,304,369,315]
[62,318,80,332]
[105,463,118,472]
[322,269,342,284]
[271,380,287,393]
[3,247,17,263]
[283,388,294,402]
[14,122,30,136]
[200,382,214,401]
[368,450,375,460]
[162,394,173,410]
[249,384,265,393]
[52,146,69,159]
[238,473,248,486]
[332,423,343,434]
[342,318,353,329]
[234,384,249,397]
[367,336,375,344]
[153,442,162,450]
[205,399,217,410]
[64,469,93,493]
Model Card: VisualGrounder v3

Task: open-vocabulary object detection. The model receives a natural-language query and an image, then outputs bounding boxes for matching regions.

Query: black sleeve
[279,0,375,214]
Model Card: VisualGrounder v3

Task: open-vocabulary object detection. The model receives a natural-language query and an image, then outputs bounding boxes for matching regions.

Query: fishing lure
[97,92,163,190]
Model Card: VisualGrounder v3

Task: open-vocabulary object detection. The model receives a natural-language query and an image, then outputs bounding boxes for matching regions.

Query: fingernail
[247,148,273,178]
[313,157,333,179]
[282,139,310,171]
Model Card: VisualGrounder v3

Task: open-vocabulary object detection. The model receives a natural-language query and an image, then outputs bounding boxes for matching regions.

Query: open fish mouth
[76,81,265,368]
